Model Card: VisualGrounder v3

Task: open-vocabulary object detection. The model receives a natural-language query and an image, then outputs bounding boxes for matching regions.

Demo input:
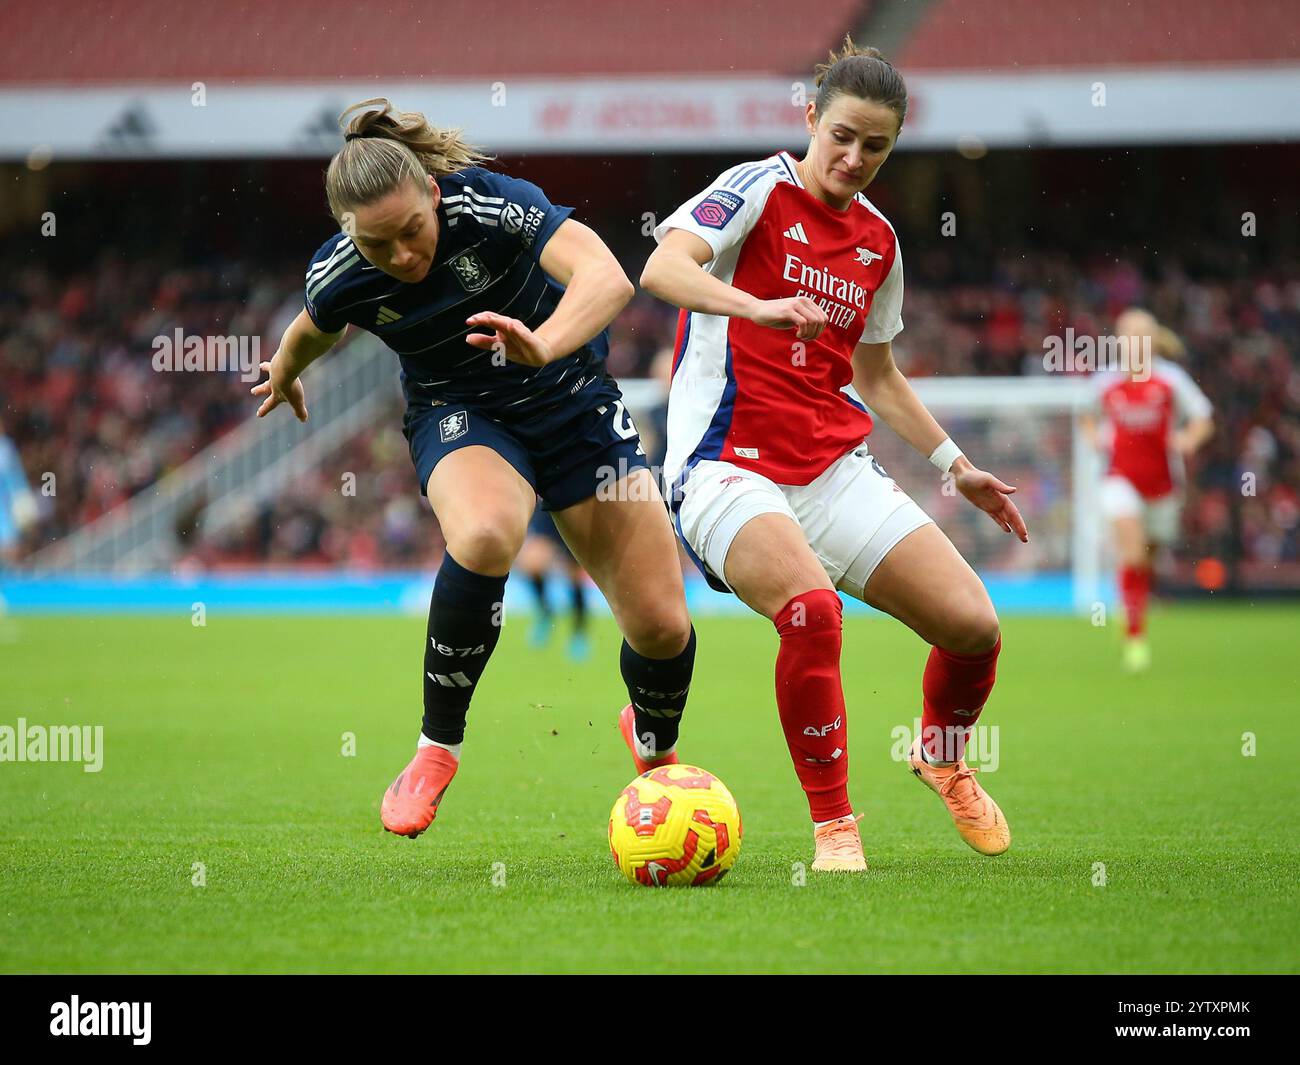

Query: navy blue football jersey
[303,167,610,423]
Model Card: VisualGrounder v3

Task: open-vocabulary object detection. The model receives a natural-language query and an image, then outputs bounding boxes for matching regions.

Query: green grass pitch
[0,605,1296,974]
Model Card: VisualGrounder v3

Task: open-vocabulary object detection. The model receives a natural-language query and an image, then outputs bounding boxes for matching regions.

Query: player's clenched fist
[751,296,828,341]
[250,358,309,422]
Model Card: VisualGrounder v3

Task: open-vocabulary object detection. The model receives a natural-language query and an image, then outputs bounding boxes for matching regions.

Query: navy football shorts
[402,375,649,511]
[527,505,576,561]
[528,506,569,546]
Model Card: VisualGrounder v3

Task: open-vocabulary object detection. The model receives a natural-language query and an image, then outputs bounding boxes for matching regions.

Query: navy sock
[529,573,551,618]
[621,626,696,757]
[422,553,507,745]
[570,578,587,633]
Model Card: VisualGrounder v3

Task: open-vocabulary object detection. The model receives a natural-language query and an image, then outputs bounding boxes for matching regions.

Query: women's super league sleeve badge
[691,190,744,229]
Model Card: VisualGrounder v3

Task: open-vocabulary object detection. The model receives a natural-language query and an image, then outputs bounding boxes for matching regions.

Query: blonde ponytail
[324,98,493,222]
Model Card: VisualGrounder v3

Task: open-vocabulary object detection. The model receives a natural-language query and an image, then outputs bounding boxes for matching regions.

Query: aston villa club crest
[439,410,469,443]
[448,250,490,292]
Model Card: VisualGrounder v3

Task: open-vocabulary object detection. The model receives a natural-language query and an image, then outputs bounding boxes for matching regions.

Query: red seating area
[899,0,1299,71]
[5,1,1295,85]
[0,0,867,82]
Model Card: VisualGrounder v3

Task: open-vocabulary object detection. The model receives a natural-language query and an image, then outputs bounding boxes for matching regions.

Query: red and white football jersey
[654,151,903,492]
[1096,357,1212,499]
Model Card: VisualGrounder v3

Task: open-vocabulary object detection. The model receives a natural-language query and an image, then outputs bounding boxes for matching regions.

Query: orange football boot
[618,704,679,776]
[908,735,1010,855]
[812,814,867,872]
[381,745,459,839]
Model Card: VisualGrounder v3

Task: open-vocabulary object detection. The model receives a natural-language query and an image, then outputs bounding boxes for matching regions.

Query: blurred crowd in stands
[2,239,1297,586]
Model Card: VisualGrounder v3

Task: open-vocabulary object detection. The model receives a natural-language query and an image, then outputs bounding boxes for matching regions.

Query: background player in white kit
[1086,308,1214,672]
[642,38,1028,871]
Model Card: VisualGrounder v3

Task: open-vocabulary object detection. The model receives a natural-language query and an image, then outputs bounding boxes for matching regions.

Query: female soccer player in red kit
[641,39,1028,871]
[1088,309,1213,672]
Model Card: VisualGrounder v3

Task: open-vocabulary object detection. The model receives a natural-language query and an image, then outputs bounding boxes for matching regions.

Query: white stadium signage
[4,67,1300,158]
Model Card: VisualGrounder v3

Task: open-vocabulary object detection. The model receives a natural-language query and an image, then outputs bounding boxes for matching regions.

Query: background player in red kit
[642,38,1028,871]
[1087,308,1214,672]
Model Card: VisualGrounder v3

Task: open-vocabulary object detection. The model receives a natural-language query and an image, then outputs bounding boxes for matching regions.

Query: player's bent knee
[623,605,692,658]
[921,576,1000,653]
[780,587,843,633]
[945,603,1001,655]
[445,518,526,574]
[729,558,834,621]
[970,614,1002,654]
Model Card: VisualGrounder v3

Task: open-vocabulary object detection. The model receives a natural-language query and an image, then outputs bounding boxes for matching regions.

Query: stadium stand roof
[0,0,868,82]
[4,0,1298,155]
[897,0,1299,71]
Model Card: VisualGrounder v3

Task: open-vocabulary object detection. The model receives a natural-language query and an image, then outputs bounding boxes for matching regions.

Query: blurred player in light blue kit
[0,418,38,571]
[516,503,590,661]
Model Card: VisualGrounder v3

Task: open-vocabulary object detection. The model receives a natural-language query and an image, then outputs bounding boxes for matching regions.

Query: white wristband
[928,438,963,473]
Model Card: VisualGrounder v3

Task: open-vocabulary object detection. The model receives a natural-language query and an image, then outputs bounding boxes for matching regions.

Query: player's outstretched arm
[852,339,1029,542]
[466,220,633,367]
[641,229,828,340]
[250,308,344,422]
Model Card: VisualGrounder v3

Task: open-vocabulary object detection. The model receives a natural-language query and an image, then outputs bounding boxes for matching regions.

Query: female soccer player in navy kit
[642,40,1028,871]
[252,100,695,839]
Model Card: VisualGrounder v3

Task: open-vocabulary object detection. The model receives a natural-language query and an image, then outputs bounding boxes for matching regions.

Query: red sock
[1119,565,1151,636]
[773,589,851,822]
[921,637,1000,763]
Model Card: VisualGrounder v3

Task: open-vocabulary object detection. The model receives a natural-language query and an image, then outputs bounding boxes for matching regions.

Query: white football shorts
[674,442,934,602]
[1099,474,1182,545]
